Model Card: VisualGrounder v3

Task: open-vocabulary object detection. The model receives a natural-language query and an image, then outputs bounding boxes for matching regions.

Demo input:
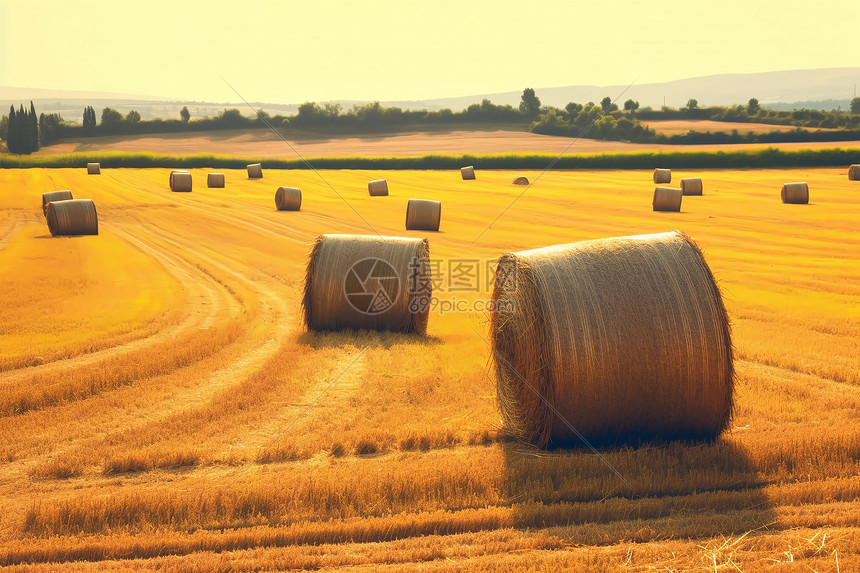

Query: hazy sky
[1,0,857,103]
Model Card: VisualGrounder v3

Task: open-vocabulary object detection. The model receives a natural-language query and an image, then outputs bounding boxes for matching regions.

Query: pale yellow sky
[1,0,857,103]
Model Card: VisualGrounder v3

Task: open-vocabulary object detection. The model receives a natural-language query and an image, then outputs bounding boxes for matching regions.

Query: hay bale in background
[513,176,530,185]
[368,179,389,196]
[653,186,682,212]
[781,182,809,204]
[680,177,703,196]
[405,199,441,231]
[46,199,99,237]
[848,164,860,181]
[169,170,192,192]
[303,234,431,334]
[87,163,101,175]
[207,173,226,188]
[275,187,302,211]
[653,168,671,184]
[42,190,73,216]
[490,231,733,448]
[461,166,476,180]
[247,163,263,179]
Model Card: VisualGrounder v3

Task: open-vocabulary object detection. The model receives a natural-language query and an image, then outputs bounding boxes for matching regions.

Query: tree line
[4,102,40,154]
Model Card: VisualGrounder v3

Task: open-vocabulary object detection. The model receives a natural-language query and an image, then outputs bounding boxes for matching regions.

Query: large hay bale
[169,170,192,192]
[207,173,226,188]
[87,163,101,175]
[849,165,860,181]
[42,190,73,216]
[405,199,441,231]
[490,231,733,448]
[368,179,389,196]
[461,166,476,180]
[653,186,682,212]
[275,187,302,211]
[247,163,263,179]
[512,176,529,185]
[653,168,671,184]
[680,177,703,196]
[303,234,431,334]
[781,182,809,204]
[46,199,99,237]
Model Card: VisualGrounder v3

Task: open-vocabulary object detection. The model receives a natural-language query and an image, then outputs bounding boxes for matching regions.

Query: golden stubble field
[0,166,858,571]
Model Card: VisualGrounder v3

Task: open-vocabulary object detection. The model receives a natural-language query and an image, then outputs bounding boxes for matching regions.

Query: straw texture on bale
[653,186,683,212]
[303,234,431,334]
[169,170,192,192]
[275,187,302,211]
[848,165,860,181]
[42,190,73,216]
[490,231,733,448]
[247,163,263,178]
[680,177,703,196]
[368,179,389,196]
[781,182,809,204]
[87,163,101,175]
[405,199,441,231]
[461,166,476,180]
[653,168,671,184]
[46,199,99,237]
[207,173,226,188]
[513,176,530,185]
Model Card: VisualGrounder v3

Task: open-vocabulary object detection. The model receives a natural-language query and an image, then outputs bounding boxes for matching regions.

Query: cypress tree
[30,101,39,151]
[7,106,17,154]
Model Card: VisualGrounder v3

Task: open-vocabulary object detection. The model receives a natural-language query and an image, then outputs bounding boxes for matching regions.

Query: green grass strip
[2,148,859,170]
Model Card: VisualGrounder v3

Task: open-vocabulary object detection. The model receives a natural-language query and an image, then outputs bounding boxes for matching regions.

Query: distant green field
[1,147,859,170]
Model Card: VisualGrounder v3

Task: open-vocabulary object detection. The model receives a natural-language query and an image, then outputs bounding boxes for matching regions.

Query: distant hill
[2,68,858,122]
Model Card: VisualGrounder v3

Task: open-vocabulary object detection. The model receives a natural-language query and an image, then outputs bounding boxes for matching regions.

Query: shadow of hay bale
[296,329,443,350]
[502,438,774,544]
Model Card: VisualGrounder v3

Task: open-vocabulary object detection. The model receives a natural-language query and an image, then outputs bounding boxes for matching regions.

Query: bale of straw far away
[461,166,476,180]
[207,173,226,188]
[653,168,671,184]
[680,177,703,195]
[653,186,683,212]
[490,230,734,448]
[275,187,302,211]
[169,170,192,192]
[512,176,529,185]
[303,234,431,334]
[247,163,263,179]
[46,199,99,237]
[42,190,73,217]
[405,198,441,231]
[87,163,101,175]
[848,164,859,181]
[781,182,809,204]
[368,179,389,196]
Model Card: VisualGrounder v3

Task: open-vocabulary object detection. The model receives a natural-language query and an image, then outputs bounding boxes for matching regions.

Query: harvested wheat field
[0,166,858,571]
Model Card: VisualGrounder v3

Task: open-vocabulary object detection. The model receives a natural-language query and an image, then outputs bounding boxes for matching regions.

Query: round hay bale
[781,182,809,204]
[653,168,671,184]
[275,187,302,211]
[169,170,192,192]
[247,163,263,179]
[653,186,682,212]
[207,173,226,188]
[848,165,859,181]
[490,231,733,448]
[461,166,476,180]
[512,176,529,185]
[42,190,73,216]
[87,163,101,175]
[303,234,431,334]
[368,179,389,196]
[680,177,703,196]
[405,199,441,231]
[46,199,99,237]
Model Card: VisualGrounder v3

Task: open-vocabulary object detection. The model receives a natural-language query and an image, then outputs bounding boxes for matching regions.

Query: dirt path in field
[33,127,860,158]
